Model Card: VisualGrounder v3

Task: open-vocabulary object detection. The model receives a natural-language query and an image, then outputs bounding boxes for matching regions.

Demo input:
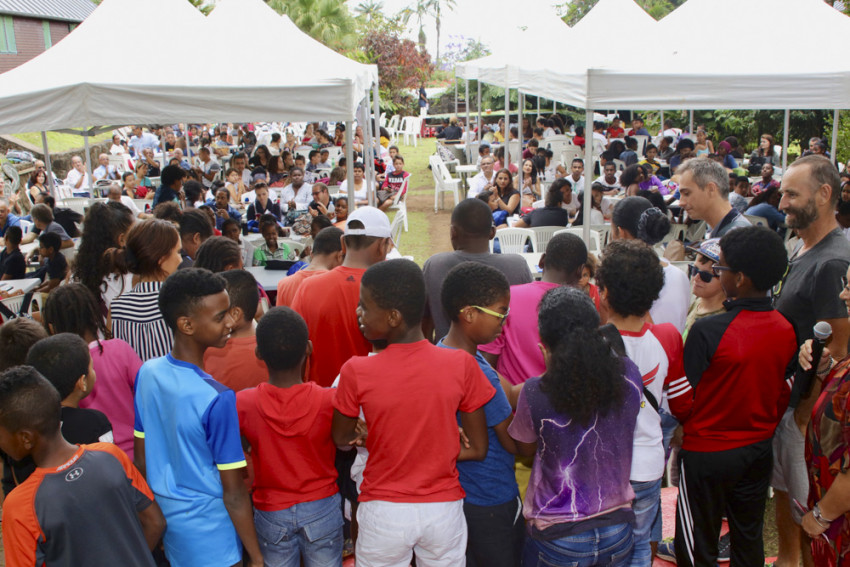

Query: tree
[361,29,434,112]
[265,0,359,51]
[560,0,684,25]
[355,0,384,23]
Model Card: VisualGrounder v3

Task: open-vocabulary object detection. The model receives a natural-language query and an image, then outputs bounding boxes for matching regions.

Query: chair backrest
[553,227,602,253]
[612,159,626,171]
[561,145,583,166]
[390,209,405,247]
[744,215,769,228]
[1,295,25,323]
[387,115,401,131]
[279,239,305,256]
[684,220,707,242]
[495,227,535,254]
[19,219,33,234]
[108,155,127,173]
[632,135,649,157]
[530,226,563,252]
[61,198,89,216]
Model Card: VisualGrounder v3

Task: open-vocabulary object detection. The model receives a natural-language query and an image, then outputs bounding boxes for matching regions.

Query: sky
[346,0,566,61]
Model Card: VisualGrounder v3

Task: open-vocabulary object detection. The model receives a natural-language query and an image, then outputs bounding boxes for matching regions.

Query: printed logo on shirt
[65,467,84,482]
[642,364,660,387]
[346,276,355,282]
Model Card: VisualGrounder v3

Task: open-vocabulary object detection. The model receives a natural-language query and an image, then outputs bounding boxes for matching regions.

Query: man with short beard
[771,154,850,567]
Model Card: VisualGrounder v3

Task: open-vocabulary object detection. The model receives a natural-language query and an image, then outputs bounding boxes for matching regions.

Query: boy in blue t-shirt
[133,268,263,567]
[439,261,523,567]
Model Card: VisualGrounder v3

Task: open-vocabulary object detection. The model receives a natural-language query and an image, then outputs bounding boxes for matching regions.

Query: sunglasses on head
[688,264,717,283]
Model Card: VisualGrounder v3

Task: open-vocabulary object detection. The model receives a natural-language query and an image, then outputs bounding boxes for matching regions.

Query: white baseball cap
[345,206,392,240]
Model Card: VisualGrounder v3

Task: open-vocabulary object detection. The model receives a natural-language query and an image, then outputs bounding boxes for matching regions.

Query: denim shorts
[254,493,344,567]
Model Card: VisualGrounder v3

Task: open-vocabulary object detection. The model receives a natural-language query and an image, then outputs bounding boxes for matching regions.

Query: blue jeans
[629,478,661,567]
[523,522,633,567]
[254,493,344,567]
[651,409,681,542]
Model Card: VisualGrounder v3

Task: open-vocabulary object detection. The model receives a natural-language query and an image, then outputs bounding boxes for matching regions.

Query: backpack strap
[599,323,660,413]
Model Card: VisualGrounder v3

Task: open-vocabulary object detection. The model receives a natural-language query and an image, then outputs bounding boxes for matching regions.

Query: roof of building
[0,0,97,23]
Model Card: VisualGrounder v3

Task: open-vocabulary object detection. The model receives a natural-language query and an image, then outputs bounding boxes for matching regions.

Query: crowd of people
[1,114,850,567]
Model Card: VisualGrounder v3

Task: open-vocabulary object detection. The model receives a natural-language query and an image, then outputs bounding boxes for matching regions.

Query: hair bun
[636,207,670,246]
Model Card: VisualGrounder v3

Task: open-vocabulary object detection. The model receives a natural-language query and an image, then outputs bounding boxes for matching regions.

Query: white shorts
[355,499,466,567]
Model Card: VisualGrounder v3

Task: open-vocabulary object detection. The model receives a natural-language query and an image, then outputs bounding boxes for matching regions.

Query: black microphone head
[814,321,833,341]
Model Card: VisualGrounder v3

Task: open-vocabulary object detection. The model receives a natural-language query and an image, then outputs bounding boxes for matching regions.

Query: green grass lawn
[10,131,112,153]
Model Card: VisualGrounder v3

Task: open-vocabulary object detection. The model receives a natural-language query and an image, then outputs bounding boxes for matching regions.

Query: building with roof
[0,0,96,73]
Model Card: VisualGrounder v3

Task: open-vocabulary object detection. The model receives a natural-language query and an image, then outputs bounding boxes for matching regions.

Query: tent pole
[363,89,376,207]
[553,101,556,114]
[345,120,355,207]
[465,78,471,163]
[517,92,523,179]
[782,109,790,172]
[454,70,458,116]
[504,84,510,154]
[477,81,482,147]
[83,127,93,196]
[831,109,839,163]
[660,110,664,135]
[373,81,381,204]
[160,129,167,170]
[41,131,55,197]
[537,97,540,118]
[582,108,594,246]
[689,110,694,135]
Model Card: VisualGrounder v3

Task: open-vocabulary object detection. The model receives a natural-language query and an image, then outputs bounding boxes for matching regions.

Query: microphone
[802,321,833,396]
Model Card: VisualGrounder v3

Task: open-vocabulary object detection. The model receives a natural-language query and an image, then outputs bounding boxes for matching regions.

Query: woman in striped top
[109,219,183,361]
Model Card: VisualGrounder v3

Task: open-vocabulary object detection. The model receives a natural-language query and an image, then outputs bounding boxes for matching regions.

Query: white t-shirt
[467,171,496,198]
[64,168,91,190]
[649,261,691,335]
[119,196,142,217]
[280,183,312,211]
[339,180,368,201]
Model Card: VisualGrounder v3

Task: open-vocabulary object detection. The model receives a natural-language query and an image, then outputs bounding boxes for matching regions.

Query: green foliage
[401,0,456,62]
[560,0,684,25]
[825,111,850,164]
[265,0,358,51]
[361,29,434,115]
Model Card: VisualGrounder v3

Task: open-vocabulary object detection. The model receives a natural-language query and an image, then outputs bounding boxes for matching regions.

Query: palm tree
[418,0,456,63]
[266,0,358,51]
[355,0,384,23]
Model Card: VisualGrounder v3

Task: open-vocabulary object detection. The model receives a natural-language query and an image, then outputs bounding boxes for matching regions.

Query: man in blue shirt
[206,187,242,231]
[0,199,20,242]
[134,268,263,567]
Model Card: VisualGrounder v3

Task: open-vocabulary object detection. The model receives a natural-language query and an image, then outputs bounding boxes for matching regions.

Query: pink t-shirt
[80,339,142,460]
[480,281,560,385]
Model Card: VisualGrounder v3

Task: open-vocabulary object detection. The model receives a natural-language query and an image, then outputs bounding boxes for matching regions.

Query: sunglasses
[463,305,510,323]
[711,264,732,278]
[688,264,717,283]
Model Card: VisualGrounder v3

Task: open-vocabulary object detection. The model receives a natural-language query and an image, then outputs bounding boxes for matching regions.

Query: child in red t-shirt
[332,258,495,565]
[237,306,343,566]
[203,270,267,392]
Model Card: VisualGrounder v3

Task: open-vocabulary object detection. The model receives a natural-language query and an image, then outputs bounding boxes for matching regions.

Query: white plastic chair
[279,239,306,257]
[493,227,536,254]
[430,155,460,212]
[553,227,602,253]
[401,117,421,147]
[744,215,769,228]
[632,135,650,157]
[390,208,406,250]
[19,219,33,234]
[389,177,410,232]
[385,114,401,144]
[61,197,90,216]
[530,226,563,252]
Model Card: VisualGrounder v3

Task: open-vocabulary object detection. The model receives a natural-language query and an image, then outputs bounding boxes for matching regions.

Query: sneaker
[656,540,676,563]
[717,532,731,562]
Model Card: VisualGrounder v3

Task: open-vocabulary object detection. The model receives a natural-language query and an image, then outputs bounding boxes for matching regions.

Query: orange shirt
[276,269,327,307]
[203,335,268,391]
[291,266,371,387]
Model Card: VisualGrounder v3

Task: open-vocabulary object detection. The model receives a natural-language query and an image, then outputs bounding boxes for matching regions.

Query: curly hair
[194,236,243,273]
[441,262,510,323]
[361,259,425,328]
[720,226,788,291]
[597,240,664,317]
[538,287,625,426]
[73,201,135,300]
[256,307,309,372]
[611,196,670,245]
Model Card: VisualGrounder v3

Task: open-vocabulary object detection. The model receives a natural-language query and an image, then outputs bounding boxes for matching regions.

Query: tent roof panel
[0,0,96,22]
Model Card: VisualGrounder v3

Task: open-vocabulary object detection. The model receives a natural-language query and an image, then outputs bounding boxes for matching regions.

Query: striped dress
[110,281,173,362]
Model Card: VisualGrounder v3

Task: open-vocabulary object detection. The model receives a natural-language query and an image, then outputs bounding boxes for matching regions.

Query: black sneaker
[717,532,731,562]
[657,540,676,563]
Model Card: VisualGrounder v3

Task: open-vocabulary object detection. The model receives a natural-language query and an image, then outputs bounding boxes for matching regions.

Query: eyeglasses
[463,305,510,322]
[711,264,732,278]
[688,264,717,283]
